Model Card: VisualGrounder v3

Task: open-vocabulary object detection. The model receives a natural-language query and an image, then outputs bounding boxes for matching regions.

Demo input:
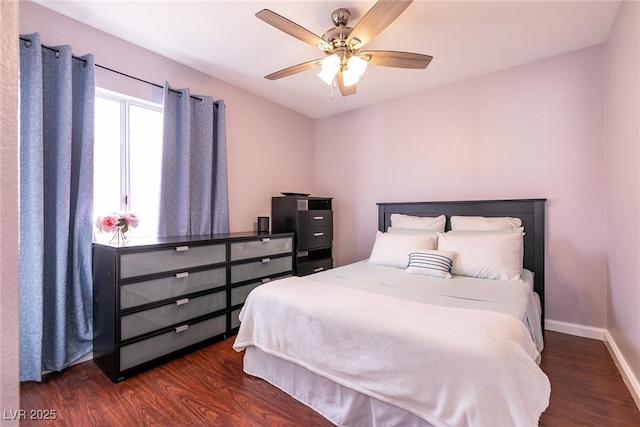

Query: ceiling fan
[256,0,433,97]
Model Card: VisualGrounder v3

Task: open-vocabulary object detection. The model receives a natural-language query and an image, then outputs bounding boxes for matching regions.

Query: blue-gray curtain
[19,33,95,382]
[158,82,229,236]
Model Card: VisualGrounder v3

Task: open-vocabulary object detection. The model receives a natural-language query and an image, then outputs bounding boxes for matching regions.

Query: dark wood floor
[19,331,640,426]
[538,332,639,426]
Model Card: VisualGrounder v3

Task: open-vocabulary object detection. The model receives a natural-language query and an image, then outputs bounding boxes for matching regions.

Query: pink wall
[605,0,640,393]
[315,45,607,328]
[19,1,316,234]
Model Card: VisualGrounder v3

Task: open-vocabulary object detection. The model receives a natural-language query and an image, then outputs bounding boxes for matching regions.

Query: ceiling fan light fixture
[318,54,340,85]
[347,55,367,77]
[342,68,359,87]
[342,55,368,86]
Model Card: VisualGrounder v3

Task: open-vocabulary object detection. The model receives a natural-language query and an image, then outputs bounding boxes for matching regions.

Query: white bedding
[233,263,550,427]
[308,261,544,354]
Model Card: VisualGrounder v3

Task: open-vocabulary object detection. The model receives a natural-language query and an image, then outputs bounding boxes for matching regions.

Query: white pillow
[390,214,446,232]
[368,231,437,269]
[436,231,524,281]
[450,215,522,231]
[387,227,439,235]
[406,250,456,279]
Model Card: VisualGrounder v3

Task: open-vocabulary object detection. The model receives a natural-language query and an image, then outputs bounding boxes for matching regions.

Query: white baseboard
[603,330,640,411]
[544,319,605,340]
[545,319,640,411]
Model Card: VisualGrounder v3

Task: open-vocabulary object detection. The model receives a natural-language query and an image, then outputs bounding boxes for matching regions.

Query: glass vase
[109,228,128,245]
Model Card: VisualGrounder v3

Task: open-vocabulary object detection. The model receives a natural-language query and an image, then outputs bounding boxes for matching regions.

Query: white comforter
[306,261,544,355]
[233,276,550,427]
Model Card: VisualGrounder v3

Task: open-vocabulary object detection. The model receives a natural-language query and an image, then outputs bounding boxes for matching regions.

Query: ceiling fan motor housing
[323,27,351,49]
[323,8,358,64]
[323,9,354,51]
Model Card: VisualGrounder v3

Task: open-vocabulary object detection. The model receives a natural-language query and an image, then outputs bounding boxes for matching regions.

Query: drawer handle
[261,277,271,284]
[313,216,324,220]
[313,232,324,237]
[175,246,189,252]
[176,298,189,306]
[313,267,325,273]
[175,324,189,333]
[261,238,271,242]
[175,272,189,279]
[262,258,271,263]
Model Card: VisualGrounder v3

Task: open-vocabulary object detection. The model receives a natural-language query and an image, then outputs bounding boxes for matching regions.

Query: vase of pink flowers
[95,212,139,244]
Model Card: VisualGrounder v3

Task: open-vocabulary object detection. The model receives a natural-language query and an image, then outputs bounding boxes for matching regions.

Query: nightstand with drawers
[92,232,293,382]
[272,196,334,276]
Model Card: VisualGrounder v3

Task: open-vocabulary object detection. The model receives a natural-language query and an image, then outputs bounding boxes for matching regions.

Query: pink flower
[122,212,139,228]
[95,211,139,233]
[98,214,120,232]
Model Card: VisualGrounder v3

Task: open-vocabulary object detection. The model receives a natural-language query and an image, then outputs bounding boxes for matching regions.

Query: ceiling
[33,1,620,119]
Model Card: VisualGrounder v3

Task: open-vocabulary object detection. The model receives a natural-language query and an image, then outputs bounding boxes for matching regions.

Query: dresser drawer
[120,290,227,341]
[296,258,334,276]
[298,226,333,250]
[230,308,242,330]
[119,315,226,371]
[120,267,226,310]
[119,243,226,279]
[231,281,263,307]
[298,210,332,227]
[230,256,292,284]
[230,236,292,261]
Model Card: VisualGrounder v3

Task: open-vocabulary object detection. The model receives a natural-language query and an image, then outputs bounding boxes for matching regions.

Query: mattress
[233,261,549,427]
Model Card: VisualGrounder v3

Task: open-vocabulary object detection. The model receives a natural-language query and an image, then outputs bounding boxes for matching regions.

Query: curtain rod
[20,36,208,104]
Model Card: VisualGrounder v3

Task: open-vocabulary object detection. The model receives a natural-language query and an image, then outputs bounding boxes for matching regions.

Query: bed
[233,199,550,427]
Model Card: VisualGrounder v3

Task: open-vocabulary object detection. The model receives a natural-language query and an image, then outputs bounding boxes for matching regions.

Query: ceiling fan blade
[360,50,432,69]
[264,59,323,80]
[347,0,413,50]
[337,72,357,97]
[256,9,332,52]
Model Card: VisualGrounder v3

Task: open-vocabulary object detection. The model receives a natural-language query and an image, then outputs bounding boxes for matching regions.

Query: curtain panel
[158,83,229,237]
[19,33,95,382]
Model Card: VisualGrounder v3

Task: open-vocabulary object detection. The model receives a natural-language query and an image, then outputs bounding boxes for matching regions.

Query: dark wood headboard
[377,199,546,322]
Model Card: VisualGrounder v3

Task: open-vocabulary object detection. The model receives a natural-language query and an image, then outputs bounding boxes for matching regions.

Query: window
[94,89,163,238]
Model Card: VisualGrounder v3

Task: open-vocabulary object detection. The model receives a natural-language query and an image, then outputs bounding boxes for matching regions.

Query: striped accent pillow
[406,250,455,279]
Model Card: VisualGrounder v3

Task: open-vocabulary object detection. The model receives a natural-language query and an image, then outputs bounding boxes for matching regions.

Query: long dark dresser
[92,231,293,382]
